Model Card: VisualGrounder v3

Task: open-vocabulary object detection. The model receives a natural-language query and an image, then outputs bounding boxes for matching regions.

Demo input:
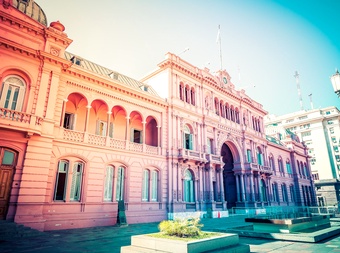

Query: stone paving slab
[1,219,340,252]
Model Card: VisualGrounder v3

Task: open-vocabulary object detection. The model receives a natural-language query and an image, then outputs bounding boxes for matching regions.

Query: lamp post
[330,70,340,97]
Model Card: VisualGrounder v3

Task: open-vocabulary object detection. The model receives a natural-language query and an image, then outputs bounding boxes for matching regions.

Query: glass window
[104,165,114,201]
[184,170,194,202]
[183,125,193,150]
[0,76,26,111]
[116,166,125,201]
[54,160,69,201]
[247,149,252,163]
[70,162,83,201]
[151,170,158,202]
[2,150,15,165]
[142,169,149,201]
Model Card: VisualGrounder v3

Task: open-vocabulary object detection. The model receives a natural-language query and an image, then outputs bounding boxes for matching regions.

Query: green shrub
[158,218,203,238]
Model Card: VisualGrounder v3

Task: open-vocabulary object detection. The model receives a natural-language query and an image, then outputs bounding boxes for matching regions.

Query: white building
[264,106,340,206]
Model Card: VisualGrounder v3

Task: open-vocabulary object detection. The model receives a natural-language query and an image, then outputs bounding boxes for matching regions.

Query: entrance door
[0,148,17,219]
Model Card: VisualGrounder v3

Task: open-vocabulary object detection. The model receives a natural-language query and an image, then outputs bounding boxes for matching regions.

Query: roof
[12,0,47,26]
[64,52,160,97]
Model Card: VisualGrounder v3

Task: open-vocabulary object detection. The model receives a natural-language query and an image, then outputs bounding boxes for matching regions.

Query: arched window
[185,85,190,103]
[116,166,125,201]
[142,169,150,201]
[190,87,195,105]
[183,125,193,150]
[220,101,224,117]
[54,159,84,202]
[184,170,195,202]
[142,169,159,202]
[214,98,219,115]
[179,84,184,101]
[104,165,114,201]
[286,160,292,175]
[257,147,263,166]
[272,182,279,202]
[225,103,230,120]
[0,76,26,111]
[269,155,275,172]
[289,184,295,202]
[281,184,288,202]
[278,158,284,174]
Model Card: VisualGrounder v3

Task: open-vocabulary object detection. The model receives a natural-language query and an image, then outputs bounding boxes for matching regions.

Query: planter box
[121,232,250,253]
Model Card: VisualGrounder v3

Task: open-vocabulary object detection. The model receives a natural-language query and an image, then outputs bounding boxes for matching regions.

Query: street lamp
[330,70,340,97]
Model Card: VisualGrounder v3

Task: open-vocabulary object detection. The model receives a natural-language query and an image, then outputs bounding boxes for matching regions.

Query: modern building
[0,0,315,231]
[265,107,340,207]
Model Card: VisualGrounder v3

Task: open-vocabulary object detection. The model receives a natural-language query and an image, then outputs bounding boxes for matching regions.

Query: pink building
[0,0,315,231]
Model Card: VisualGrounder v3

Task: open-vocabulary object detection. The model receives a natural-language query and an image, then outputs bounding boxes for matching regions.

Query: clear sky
[37,0,340,116]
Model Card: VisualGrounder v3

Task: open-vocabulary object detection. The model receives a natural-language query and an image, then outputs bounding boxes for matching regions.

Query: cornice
[65,78,167,111]
[0,37,72,69]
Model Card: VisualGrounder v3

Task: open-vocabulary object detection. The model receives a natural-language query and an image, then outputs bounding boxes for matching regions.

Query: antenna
[294,71,304,111]
[308,93,314,110]
[178,47,190,56]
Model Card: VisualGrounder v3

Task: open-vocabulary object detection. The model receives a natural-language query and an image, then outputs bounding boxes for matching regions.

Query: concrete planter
[121,232,250,253]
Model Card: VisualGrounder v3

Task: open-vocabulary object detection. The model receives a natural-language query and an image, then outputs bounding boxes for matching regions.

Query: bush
[158,218,203,238]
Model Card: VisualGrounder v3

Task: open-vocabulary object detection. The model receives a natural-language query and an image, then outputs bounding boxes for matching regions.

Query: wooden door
[0,148,16,219]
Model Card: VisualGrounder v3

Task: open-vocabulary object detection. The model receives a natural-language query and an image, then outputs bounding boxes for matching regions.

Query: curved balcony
[0,107,43,135]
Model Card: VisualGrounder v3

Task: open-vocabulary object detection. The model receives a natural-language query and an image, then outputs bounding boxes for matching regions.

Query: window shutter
[109,123,114,138]
[116,167,124,201]
[142,170,149,201]
[96,120,100,135]
[151,171,158,201]
[189,134,193,150]
[70,163,82,201]
[104,166,113,201]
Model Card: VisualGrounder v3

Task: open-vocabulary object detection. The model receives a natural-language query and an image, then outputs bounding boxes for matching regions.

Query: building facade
[0,0,316,231]
[265,107,340,207]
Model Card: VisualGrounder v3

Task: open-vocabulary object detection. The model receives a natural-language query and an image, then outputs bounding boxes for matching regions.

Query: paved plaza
[1,217,340,253]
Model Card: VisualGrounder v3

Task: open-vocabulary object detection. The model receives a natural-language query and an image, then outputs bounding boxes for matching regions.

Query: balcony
[249,163,272,175]
[62,129,160,155]
[0,107,43,135]
[178,148,205,162]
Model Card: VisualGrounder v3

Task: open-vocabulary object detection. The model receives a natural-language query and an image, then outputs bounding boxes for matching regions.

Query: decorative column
[257,175,263,202]
[84,105,91,132]
[235,174,240,202]
[142,121,146,152]
[125,116,130,149]
[59,98,68,127]
[219,167,225,202]
[250,173,255,202]
[240,174,245,202]
[106,111,112,146]
[157,125,161,155]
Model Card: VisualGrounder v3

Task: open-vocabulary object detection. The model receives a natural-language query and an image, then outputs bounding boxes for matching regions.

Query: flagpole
[217,25,223,70]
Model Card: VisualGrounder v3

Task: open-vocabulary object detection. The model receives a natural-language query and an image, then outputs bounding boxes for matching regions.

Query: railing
[231,206,338,218]
[88,134,106,146]
[110,138,126,150]
[145,145,158,155]
[0,108,43,125]
[63,129,84,142]
[129,142,143,152]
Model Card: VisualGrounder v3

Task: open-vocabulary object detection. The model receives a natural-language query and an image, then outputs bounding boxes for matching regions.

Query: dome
[12,0,47,26]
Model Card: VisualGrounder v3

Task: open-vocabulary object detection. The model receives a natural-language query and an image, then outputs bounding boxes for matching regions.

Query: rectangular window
[207,138,213,154]
[63,113,74,130]
[131,129,142,143]
[96,120,107,136]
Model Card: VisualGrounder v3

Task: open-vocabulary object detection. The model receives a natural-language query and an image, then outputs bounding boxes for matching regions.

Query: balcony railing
[62,129,159,155]
[0,107,43,134]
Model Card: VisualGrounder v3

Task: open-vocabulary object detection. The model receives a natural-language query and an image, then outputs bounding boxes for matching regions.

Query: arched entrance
[0,147,17,219]
[221,143,237,209]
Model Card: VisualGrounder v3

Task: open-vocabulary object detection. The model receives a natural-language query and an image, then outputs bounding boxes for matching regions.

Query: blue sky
[37,0,340,116]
